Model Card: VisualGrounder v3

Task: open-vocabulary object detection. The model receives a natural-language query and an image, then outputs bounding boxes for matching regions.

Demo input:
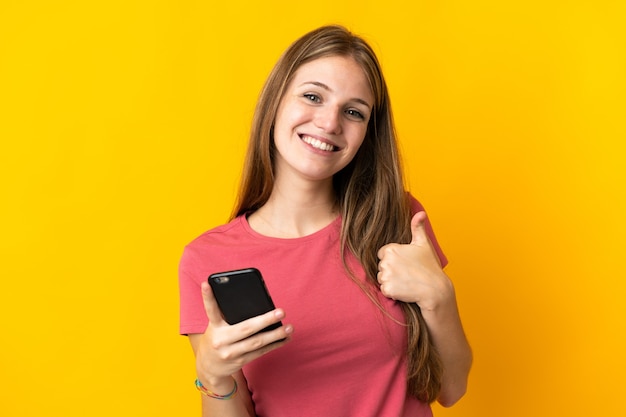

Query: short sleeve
[178,245,209,335]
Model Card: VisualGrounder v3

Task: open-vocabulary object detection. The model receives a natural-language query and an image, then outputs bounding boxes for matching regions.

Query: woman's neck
[247,180,338,238]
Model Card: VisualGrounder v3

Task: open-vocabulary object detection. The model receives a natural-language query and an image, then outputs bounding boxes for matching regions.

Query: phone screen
[208,268,281,332]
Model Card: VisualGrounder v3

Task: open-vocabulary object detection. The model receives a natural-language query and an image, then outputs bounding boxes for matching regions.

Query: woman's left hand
[376,211,453,311]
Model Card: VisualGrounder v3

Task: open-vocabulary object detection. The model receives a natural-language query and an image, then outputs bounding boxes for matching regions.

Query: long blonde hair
[232,25,442,402]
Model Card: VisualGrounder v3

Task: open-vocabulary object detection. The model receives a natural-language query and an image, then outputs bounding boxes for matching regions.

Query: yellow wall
[1,1,624,416]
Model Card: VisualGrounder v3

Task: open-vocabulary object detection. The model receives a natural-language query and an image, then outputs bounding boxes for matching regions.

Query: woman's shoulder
[185,215,246,249]
[406,191,426,213]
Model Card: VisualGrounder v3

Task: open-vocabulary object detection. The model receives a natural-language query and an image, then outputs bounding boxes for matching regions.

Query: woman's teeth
[301,135,336,152]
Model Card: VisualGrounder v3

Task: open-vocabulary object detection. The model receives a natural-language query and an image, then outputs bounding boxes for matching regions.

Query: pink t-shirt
[179,196,447,417]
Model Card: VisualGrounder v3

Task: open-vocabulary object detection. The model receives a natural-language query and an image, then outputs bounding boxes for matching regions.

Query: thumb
[410,211,429,246]
[201,281,226,326]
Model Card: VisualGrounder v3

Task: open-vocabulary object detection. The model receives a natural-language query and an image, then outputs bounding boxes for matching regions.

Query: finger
[232,308,287,340]
[201,281,228,326]
[377,242,395,260]
[237,327,293,364]
[245,323,294,350]
[410,211,429,246]
[217,310,293,359]
[376,270,385,285]
[212,324,293,372]
[409,212,442,268]
[379,282,395,300]
[377,245,385,260]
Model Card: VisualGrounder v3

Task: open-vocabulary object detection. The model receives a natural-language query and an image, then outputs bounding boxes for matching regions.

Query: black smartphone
[208,268,282,333]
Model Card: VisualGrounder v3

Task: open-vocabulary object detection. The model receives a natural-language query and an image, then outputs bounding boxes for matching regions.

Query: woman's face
[272,55,374,184]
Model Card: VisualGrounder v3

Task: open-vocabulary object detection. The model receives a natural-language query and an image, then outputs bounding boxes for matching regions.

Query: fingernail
[284,324,294,334]
[274,309,285,318]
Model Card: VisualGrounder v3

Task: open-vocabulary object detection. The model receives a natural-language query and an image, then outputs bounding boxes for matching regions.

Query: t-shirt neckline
[239,213,342,243]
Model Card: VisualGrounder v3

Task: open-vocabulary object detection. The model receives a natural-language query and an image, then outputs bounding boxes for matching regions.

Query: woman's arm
[418,283,472,406]
[189,282,294,417]
[377,211,472,406]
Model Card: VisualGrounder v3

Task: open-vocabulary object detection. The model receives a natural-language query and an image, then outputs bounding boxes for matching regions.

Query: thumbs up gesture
[376,211,453,310]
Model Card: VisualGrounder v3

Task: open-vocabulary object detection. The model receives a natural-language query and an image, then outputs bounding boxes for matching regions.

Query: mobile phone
[208,268,282,333]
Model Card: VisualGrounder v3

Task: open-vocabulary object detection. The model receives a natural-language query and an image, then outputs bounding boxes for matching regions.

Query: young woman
[179,25,472,417]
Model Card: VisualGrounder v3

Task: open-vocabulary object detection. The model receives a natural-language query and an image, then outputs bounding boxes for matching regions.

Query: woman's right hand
[193,281,293,391]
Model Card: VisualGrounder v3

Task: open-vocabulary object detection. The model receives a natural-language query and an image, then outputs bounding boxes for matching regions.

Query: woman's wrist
[196,373,237,393]
[195,376,238,399]
[414,272,455,312]
[419,283,460,325]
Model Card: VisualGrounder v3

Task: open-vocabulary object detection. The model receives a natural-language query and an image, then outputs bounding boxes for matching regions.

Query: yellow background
[1,1,624,416]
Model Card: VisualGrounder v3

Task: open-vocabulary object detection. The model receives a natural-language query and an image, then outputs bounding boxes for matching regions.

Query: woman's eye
[346,109,365,120]
[303,94,321,103]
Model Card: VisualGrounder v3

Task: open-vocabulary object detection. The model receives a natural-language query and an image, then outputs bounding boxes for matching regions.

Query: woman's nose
[314,106,342,135]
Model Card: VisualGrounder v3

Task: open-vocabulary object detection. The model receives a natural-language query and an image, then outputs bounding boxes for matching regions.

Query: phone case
[208,268,282,332]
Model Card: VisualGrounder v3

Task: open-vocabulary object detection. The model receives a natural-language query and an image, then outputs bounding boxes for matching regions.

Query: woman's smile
[299,134,339,152]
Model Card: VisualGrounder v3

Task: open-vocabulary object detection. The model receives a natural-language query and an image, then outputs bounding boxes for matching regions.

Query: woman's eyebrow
[299,81,372,109]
